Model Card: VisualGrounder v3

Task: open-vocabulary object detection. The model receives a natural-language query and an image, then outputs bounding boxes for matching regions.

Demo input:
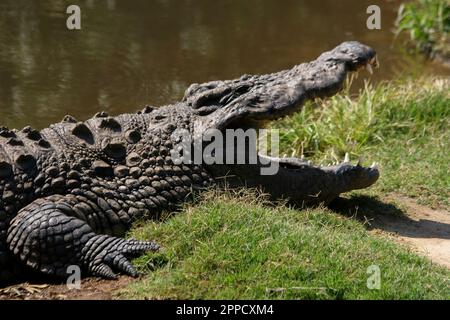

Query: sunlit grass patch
[119,190,450,299]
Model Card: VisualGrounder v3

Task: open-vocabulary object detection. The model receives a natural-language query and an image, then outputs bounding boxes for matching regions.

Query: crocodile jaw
[186,41,380,205]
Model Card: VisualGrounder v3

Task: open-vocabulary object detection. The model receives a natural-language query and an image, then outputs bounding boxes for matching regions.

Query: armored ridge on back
[0,41,379,283]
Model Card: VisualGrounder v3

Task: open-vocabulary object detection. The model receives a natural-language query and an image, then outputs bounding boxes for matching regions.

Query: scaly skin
[0,41,379,283]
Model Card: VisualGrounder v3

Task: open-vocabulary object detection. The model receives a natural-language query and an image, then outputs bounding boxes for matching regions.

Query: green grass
[118,77,450,299]
[373,130,449,207]
[274,77,450,208]
[119,190,450,299]
[396,0,450,59]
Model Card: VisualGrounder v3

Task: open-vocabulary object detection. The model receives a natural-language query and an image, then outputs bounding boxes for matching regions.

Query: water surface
[0,0,448,129]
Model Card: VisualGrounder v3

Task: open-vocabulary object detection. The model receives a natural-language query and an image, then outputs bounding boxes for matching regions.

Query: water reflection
[0,0,447,129]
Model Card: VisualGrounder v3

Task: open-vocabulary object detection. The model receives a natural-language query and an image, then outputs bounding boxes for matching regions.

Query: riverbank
[396,0,449,65]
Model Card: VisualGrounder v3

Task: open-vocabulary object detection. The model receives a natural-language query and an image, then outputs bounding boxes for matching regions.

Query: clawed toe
[121,240,160,256]
[84,236,160,279]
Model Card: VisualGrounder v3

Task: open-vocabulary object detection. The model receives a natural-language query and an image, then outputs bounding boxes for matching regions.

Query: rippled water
[0,0,448,129]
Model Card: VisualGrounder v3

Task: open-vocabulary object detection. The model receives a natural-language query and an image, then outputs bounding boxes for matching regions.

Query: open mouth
[347,55,379,83]
[185,41,381,203]
[254,53,380,185]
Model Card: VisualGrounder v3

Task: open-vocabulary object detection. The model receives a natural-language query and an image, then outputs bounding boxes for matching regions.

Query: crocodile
[0,41,379,283]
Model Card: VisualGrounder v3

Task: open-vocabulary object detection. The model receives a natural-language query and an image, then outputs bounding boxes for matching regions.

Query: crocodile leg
[6,195,159,279]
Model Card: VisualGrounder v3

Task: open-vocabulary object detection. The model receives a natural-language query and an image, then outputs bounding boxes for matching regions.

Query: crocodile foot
[7,195,159,280]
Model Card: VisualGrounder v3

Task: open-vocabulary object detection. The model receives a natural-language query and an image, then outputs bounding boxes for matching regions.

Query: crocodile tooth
[344,152,350,163]
[372,55,380,68]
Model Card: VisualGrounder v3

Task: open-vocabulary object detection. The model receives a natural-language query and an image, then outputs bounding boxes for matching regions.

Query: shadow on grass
[329,195,450,240]
[328,194,404,218]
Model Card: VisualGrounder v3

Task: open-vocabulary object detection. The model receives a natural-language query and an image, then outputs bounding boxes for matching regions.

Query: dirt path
[0,276,132,300]
[370,194,450,268]
[1,193,449,300]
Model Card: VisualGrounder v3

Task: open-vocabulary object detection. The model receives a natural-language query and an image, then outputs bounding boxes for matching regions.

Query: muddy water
[0,0,448,129]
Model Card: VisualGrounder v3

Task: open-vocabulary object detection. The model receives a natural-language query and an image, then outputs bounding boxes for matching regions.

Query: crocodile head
[180,41,379,205]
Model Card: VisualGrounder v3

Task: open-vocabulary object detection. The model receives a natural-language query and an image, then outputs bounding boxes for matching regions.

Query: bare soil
[0,276,132,300]
[371,194,450,268]
[1,193,449,300]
